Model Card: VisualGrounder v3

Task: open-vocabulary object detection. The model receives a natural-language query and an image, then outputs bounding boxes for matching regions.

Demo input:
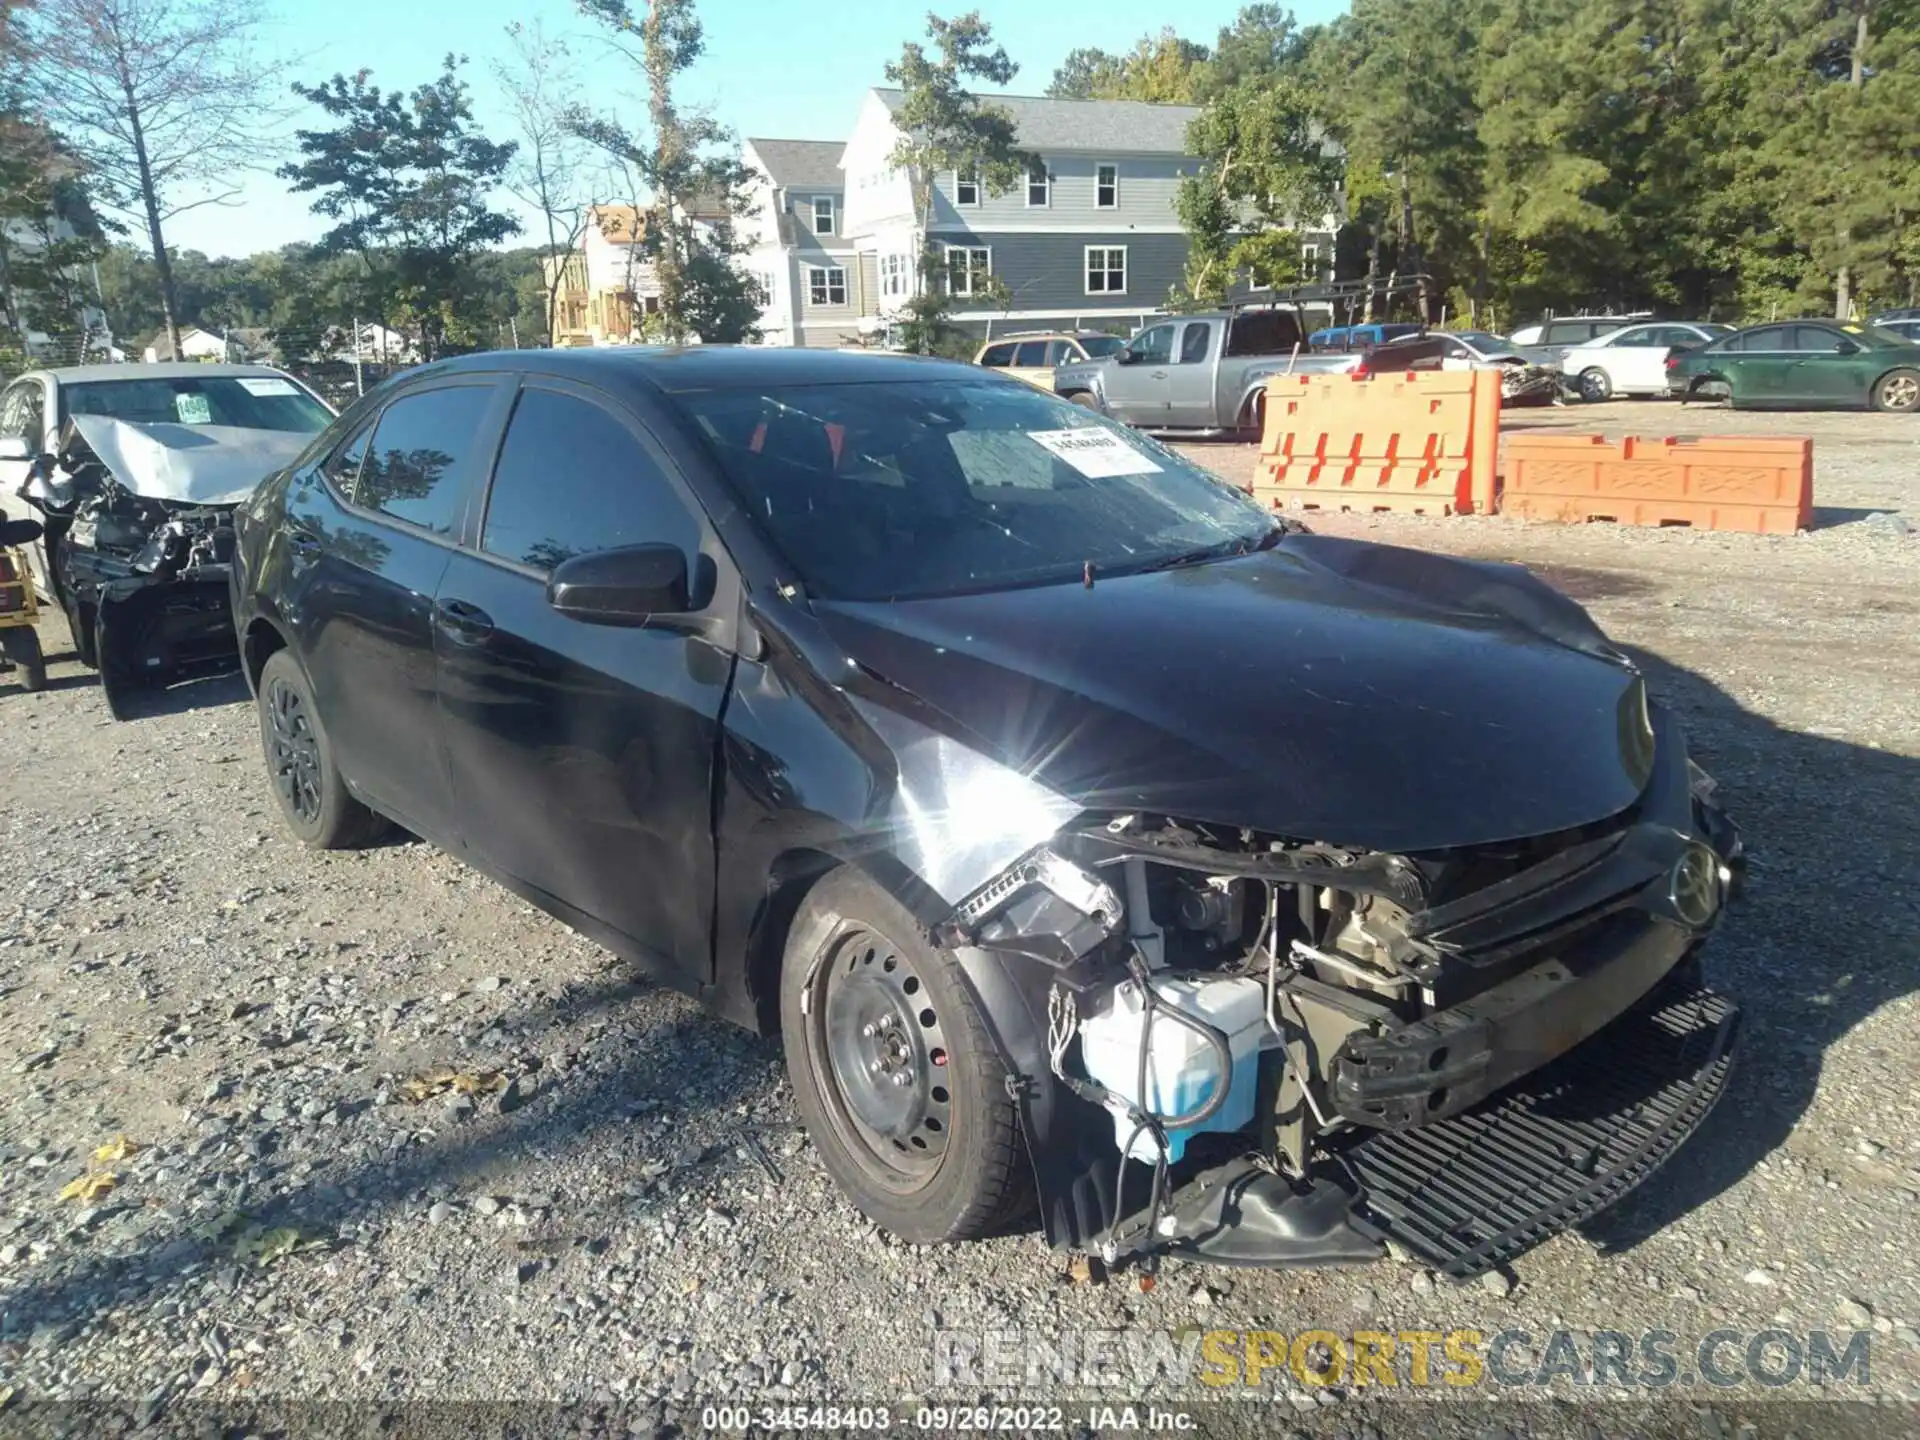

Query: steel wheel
[815,925,953,1184]
[1874,369,1920,413]
[264,673,324,825]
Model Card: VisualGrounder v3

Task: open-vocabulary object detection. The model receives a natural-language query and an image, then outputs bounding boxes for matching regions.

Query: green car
[1668,321,1920,412]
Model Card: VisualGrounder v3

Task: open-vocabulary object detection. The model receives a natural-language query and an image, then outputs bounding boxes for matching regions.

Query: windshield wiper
[1128,525,1287,575]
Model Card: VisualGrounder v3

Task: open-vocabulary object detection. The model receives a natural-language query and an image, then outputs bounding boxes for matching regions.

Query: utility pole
[352,315,364,397]
[509,316,520,349]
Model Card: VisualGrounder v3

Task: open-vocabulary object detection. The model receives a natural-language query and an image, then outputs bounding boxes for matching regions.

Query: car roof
[982,330,1111,342]
[19,362,294,385]
[416,345,990,395]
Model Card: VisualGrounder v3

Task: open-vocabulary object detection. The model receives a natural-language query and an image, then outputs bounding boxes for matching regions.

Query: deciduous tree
[23,0,286,357]
[278,57,521,359]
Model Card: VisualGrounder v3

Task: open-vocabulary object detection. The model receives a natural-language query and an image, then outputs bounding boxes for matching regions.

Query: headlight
[854,699,1082,903]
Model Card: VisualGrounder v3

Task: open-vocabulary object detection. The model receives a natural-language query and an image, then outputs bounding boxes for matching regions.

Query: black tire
[1239,391,1267,441]
[1,627,46,692]
[95,605,140,720]
[1578,367,1613,403]
[256,648,387,849]
[1871,368,1920,413]
[781,867,1033,1244]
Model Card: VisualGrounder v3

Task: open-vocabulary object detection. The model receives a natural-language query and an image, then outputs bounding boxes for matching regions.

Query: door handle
[436,598,494,642]
[1151,369,1169,379]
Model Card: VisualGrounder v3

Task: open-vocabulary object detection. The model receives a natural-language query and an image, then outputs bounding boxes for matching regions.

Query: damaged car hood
[70,415,311,506]
[816,534,1655,853]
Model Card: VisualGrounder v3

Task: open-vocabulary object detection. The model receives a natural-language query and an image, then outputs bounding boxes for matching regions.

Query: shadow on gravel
[113,670,251,720]
[6,970,778,1341]
[1580,647,1920,1253]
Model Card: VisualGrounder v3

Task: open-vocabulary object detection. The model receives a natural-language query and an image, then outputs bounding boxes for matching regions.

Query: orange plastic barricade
[1501,434,1813,535]
[1249,368,1501,517]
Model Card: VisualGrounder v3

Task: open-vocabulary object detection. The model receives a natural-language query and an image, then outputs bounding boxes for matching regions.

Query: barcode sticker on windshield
[237,378,299,397]
[1028,427,1161,478]
[175,393,212,424]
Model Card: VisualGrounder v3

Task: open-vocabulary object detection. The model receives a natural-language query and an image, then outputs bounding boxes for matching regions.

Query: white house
[740,139,860,347]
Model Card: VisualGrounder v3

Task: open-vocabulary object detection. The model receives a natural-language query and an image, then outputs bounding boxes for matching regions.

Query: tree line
[1053,0,1920,323]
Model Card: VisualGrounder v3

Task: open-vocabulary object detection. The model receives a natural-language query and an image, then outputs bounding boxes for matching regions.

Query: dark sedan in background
[229,347,1741,1280]
[1668,320,1920,411]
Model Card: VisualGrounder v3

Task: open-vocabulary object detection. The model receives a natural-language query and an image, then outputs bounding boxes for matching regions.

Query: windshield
[1078,335,1126,358]
[61,375,332,433]
[677,379,1282,602]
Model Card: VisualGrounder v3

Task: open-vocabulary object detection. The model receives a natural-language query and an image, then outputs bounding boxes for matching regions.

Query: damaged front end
[937,709,1742,1280]
[21,417,258,718]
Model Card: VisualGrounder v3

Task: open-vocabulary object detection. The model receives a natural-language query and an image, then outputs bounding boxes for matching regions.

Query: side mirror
[546,543,692,627]
[1113,348,1137,366]
[0,516,43,546]
[0,434,33,462]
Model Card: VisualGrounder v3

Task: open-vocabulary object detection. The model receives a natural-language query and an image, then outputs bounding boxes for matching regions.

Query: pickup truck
[1052,309,1366,435]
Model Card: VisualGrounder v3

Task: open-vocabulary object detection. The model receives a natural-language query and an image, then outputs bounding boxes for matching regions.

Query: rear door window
[1791,325,1848,353]
[321,415,376,495]
[1178,323,1212,364]
[354,384,496,535]
[1733,326,1789,351]
[1012,340,1049,367]
[481,386,701,572]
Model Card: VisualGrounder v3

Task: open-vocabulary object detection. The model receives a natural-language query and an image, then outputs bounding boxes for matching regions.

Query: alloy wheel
[1879,372,1920,411]
[265,676,324,824]
[816,926,952,1181]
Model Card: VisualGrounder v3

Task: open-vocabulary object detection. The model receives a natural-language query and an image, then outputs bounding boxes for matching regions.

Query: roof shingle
[746,138,846,192]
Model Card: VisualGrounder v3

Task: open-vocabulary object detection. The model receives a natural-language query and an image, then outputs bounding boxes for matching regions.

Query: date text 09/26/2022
[699,1405,1195,1433]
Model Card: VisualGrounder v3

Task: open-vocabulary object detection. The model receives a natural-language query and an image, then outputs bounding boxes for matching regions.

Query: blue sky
[167,0,1343,258]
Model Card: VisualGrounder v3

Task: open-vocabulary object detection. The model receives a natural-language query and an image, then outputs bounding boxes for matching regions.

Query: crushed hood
[71,415,310,506]
[817,534,1655,854]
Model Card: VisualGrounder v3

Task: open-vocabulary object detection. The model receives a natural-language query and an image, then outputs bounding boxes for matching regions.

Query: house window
[753,272,775,304]
[1302,242,1321,276]
[945,246,991,298]
[955,168,979,206]
[1086,246,1126,295]
[1026,159,1050,207]
[1096,163,1118,208]
[806,266,847,306]
[880,253,911,299]
[812,195,835,235]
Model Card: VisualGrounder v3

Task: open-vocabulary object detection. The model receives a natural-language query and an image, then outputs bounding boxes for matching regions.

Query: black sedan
[230,348,1742,1278]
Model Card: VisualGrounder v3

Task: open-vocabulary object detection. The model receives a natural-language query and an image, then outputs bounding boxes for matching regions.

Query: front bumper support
[1342,983,1738,1277]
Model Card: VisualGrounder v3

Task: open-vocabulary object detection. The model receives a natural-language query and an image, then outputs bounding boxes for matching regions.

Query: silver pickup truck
[1051,309,1365,436]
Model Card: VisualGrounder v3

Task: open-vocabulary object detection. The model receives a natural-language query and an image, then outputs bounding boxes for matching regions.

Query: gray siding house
[743,92,1340,347]
[741,137,863,347]
[837,88,1339,341]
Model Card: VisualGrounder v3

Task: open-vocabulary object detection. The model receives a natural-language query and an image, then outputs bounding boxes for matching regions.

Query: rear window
[1077,335,1126,358]
[1224,311,1301,357]
[978,343,1017,367]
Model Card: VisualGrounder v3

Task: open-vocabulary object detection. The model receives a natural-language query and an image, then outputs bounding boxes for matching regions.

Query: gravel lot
[2,399,1918,1435]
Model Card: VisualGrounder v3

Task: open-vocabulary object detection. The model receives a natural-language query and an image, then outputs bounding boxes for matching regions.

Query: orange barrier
[1501,434,1813,535]
[1250,368,1501,517]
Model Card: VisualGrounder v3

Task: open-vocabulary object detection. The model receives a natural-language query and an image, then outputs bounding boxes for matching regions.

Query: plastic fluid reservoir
[1077,974,1268,1164]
